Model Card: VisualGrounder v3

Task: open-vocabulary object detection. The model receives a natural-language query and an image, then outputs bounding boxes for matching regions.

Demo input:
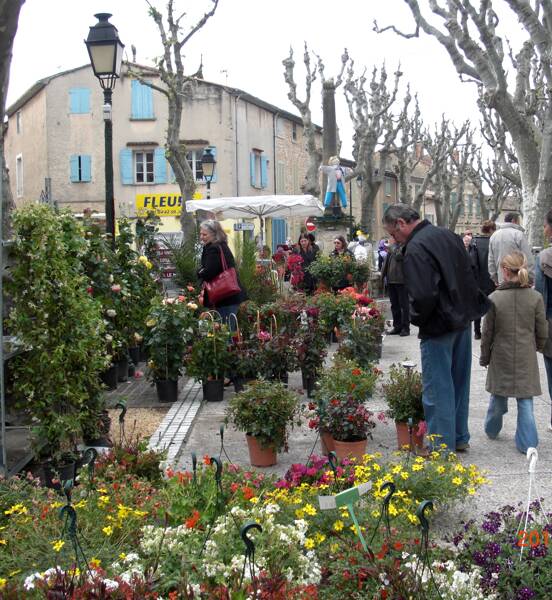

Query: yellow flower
[303,503,317,516]
[295,508,305,519]
[388,504,399,517]
[102,526,114,536]
[50,501,63,509]
[98,495,110,506]
[249,497,259,504]
[400,471,409,480]
[8,570,20,577]
[145,260,153,270]
[117,504,131,519]
[0,539,6,545]
[452,477,463,486]
[304,538,315,549]
[392,465,403,474]
[412,463,423,471]
[119,552,127,560]
[407,513,419,525]
[146,319,156,327]
[0,578,6,589]
[315,533,326,544]
[4,503,28,516]
[330,543,339,553]
[437,466,446,474]
[98,487,108,494]
[454,464,466,473]
[138,255,148,265]
[90,558,101,569]
[73,500,87,509]
[372,463,381,471]
[333,520,344,532]
[51,539,65,552]
[468,487,476,495]
[371,510,381,518]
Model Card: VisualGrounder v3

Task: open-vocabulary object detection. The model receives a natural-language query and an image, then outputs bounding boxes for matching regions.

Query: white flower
[106,309,116,318]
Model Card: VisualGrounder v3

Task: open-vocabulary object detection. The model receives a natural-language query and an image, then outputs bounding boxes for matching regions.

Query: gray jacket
[488,223,534,284]
[319,164,352,193]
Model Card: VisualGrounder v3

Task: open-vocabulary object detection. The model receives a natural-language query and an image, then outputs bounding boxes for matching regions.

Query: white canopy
[185,194,324,219]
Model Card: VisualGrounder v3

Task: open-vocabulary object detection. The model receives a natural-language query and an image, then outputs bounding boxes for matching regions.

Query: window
[16,111,22,134]
[250,151,269,188]
[69,88,91,114]
[70,155,92,182]
[292,122,297,142]
[384,176,392,196]
[135,151,155,183]
[119,147,167,185]
[131,80,154,119]
[186,150,205,182]
[15,154,23,197]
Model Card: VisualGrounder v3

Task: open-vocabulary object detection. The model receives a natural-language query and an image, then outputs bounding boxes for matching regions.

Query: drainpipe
[234,93,244,197]
[272,111,280,194]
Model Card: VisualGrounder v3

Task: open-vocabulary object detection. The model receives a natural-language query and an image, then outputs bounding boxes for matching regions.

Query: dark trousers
[388,283,410,332]
[474,318,481,336]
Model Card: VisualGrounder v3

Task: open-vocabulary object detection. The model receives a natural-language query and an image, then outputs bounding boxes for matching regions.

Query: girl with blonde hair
[480,251,548,453]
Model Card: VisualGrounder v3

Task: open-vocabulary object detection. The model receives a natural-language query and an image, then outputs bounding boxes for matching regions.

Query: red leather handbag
[203,246,241,304]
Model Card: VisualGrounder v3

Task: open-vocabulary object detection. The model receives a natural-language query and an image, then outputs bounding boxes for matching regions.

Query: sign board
[135,191,203,217]
[233,222,255,232]
[153,233,183,279]
[305,217,316,232]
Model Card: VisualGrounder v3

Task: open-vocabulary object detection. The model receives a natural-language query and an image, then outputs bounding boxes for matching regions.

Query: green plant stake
[59,489,91,575]
[239,522,262,588]
[115,400,127,445]
[318,478,372,551]
[191,452,197,484]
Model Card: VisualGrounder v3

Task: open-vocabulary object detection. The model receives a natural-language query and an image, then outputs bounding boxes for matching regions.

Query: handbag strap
[218,245,229,272]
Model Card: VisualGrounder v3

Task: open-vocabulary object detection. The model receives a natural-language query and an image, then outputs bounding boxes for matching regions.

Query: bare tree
[468,152,514,221]
[375,0,552,245]
[343,62,402,236]
[135,0,219,239]
[282,45,322,197]
[0,0,25,238]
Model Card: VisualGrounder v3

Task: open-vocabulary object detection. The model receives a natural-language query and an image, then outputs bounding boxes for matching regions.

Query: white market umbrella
[185,194,324,244]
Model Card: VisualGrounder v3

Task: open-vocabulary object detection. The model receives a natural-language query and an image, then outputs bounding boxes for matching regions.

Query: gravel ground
[108,406,169,444]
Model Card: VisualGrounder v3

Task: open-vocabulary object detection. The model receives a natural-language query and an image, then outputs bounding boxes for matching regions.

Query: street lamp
[202,148,216,199]
[85,13,125,246]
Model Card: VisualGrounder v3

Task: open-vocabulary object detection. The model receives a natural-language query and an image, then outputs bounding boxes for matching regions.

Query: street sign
[233,222,255,231]
[305,218,316,232]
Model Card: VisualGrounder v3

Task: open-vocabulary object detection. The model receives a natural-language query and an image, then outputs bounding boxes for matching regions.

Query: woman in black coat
[330,235,354,292]
[197,219,247,325]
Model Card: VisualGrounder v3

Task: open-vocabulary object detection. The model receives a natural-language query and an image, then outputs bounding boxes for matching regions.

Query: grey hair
[200,219,227,244]
[382,203,420,225]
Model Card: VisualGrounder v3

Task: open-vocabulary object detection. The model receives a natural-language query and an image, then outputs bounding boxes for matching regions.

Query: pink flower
[416,421,428,436]
[111,284,121,293]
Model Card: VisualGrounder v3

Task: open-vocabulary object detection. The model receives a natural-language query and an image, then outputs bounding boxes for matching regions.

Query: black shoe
[388,328,401,335]
[399,329,410,337]
[474,332,481,340]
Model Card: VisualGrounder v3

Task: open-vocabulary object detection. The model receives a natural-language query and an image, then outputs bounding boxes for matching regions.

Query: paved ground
[177,324,552,527]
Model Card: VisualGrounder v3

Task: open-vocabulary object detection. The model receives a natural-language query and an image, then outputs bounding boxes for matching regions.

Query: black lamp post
[85,13,124,247]
[202,148,216,199]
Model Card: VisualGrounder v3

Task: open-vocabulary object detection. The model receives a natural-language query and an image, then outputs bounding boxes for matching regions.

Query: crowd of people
[383,203,552,456]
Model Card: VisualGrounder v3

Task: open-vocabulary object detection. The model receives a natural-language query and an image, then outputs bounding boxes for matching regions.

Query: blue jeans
[484,395,538,453]
[420,327,472,451]
[324,181,347,208]
[544,356,552,426]
[215,304,240,331]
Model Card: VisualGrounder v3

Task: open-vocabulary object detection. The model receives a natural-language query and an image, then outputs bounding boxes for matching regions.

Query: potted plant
[312,292,356,342]
[309,359,381,455]
[8,206,109,481]
[256,329,298,383]
[382,362,425,451]
[225,380,301,467]
[292,307,326,397]
[144,296,197,402]
[337,303,386,366]
[185,316,231,401]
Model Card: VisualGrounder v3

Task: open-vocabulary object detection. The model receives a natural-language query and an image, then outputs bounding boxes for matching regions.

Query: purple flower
[482,519,500,534]
[529,544,548,558]
[516,587,536,600]
[472,550,487,566]
[485,541,502,558]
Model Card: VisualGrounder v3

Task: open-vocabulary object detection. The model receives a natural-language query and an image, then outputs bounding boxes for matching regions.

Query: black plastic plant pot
[100,364,118,390]
[139,344,148,362]
[203,379,224,402]
[42,460,77,491]
[155,379,179,403]
[117,356,129,382]
[128,346,140,366]
[233,378,245,393]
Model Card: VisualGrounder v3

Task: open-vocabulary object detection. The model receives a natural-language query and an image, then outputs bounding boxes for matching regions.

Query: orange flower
[166,467,175,479]
[351,368,362,376]
[393,541,403,551]
[242,486,255,500]
[203,454,211,466]
[185,510,201,529]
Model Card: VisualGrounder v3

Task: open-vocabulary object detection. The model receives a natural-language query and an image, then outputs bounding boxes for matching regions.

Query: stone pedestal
[312,221,350,254]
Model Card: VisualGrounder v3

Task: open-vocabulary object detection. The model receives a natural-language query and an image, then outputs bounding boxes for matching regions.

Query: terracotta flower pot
[395,421,425,451]
[320,430,335,455]
[246,434,277,467]
[333,437,367,462]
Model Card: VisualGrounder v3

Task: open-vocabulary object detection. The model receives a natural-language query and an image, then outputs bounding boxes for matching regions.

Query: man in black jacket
[383,204,490,452]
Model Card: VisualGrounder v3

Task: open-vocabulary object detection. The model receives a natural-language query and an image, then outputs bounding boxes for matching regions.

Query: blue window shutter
[250,152,256,187]
[208,146,217,183]
[154,148,167,183]
[81,155,91,182]
[271,218,286,251]
[120,148,133,185]
[260,156,269,188]
[70,155,79,182]
[69,88,90,114]
[131,80,154,119]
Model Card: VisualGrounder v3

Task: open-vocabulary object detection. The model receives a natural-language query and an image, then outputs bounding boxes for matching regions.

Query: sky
[7,0,521,157]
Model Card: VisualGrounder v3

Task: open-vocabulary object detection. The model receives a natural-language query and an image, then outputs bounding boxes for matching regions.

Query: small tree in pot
[144,296,197,402]
[225,380,301,467]
[382,362,425,451]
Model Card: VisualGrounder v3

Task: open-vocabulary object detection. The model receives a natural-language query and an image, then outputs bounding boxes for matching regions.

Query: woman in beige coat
[480,251,548,453]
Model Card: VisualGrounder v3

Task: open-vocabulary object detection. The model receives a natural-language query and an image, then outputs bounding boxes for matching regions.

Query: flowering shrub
[312,291,356,336]
[325,396,378,441]
[382,362,425,423]
[184,316,232,381]
[337,303,385,367]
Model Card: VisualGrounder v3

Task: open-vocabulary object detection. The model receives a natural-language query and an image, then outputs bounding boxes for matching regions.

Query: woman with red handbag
[197,219,247,325]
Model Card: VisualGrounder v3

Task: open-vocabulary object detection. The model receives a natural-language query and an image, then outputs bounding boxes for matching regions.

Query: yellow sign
[135,191,204,216]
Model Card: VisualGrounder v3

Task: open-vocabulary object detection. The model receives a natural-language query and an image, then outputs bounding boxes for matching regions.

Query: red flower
[393,541,404,551]
[330,398,340,406]
[185,510,200,529]
[242,486,255,500]
[87,286,94,295]
[203,454,211,466]
[230,482,239,493]
[351,368,362,376]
